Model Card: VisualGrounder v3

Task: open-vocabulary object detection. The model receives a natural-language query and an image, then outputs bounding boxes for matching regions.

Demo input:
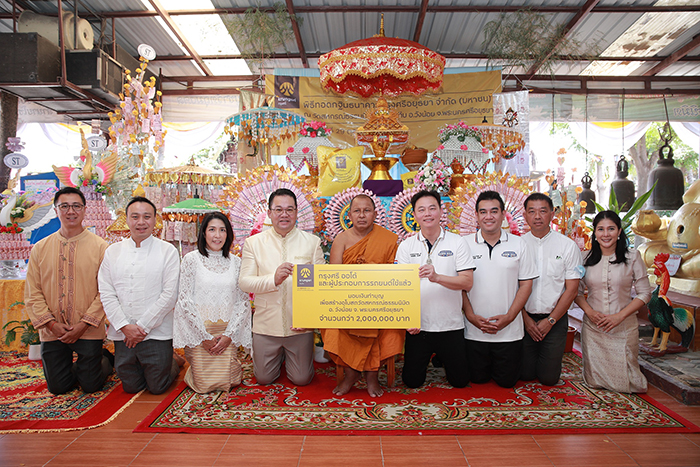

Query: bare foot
[332,367,361,396]
[173,351,186,367]
[366,371,383,397]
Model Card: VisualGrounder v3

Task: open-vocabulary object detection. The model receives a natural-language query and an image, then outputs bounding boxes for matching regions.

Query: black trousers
[115,339,180,395]
[521,313,569,386]
[465,338,522,388]
[41,339,112,395]
[403,329,469,388]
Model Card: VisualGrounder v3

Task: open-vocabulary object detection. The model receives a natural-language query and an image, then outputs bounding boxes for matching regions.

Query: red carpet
[0,351,141,433]
[135,353,699,435]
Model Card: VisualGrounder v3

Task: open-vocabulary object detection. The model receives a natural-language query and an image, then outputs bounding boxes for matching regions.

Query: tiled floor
[2,375,700,467]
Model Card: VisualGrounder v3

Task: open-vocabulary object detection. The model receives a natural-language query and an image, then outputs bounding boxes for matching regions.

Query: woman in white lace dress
[173,212,252,393]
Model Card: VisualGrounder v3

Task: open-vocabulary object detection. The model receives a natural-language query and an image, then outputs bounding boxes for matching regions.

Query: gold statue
[632,179,700,295]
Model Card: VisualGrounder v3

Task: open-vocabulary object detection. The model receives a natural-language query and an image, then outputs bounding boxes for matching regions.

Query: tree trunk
[628,134,656,196]
[0,92,19,192]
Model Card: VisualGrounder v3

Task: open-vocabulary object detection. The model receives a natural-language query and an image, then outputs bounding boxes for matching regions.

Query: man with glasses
[25,186,113,394]
[240,188,324,386]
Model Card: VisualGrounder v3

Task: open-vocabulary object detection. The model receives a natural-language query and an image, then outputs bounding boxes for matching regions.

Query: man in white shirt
[99,197,182,394]
[463,190,537,388]
[239,188,325,386]
[395,190,475,388]
[521,193,583,386]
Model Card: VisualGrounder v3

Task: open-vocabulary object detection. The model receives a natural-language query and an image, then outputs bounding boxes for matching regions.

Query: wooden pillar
[0,91,19,192]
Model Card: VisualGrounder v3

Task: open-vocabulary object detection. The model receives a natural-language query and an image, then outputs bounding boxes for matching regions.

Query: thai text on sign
[292,264,420,329]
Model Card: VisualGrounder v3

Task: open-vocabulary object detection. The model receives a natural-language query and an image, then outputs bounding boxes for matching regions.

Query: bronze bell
[611,155,636,211]
[578,172,596,214]
[648,137,684,210]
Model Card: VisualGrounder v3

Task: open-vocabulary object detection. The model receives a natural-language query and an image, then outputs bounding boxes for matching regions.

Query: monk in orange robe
[322,194,404,397]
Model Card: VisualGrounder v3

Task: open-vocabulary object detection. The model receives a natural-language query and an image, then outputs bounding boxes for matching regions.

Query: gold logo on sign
[300,267,311,278]
[280,82,295,97]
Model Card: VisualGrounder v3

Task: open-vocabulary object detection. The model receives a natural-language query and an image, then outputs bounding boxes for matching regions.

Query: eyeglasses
[56,203,85,212]
[271,207,297,215]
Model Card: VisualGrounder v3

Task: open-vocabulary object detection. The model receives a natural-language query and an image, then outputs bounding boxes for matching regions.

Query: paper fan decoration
[388,187,450,241]
[324,187,387,241]
[448,171,533,236]
[220,165,323,247]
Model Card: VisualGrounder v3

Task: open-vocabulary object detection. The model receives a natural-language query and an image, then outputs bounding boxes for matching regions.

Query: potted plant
[3,317,41,360]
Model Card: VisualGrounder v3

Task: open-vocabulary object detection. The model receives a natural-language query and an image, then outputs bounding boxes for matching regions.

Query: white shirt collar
[475,229,508,244]
[128,235,154,249]
[417,227,445,244]
[530,229,553,243]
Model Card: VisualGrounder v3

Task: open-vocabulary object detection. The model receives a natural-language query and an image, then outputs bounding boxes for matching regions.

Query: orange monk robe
[321,225,405,372]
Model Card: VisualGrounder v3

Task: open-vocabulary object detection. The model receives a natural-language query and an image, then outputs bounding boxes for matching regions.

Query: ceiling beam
[505,74,700,95]
[11,4,698,20]
[162,88,241,96]
[525,0,600,77]
[150,52,700,63]
[413,0,429,42]
[147,0,212,76]
[163,73,699,83]
[643,33,700,76]
[285,0,308,68]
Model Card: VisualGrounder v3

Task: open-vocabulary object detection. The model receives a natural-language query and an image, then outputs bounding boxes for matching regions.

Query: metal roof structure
[0,0,698,119]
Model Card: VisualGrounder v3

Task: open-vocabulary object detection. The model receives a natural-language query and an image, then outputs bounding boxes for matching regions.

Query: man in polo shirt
[521,193,583,386]
[463,190,537,388]
[396,190,475,388]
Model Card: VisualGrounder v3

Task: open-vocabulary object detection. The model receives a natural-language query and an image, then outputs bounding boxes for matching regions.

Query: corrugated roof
[0,0,697,92]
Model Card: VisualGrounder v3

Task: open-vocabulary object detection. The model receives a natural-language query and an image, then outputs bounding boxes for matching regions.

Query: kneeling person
[25,187,112,394]
[239,189,325,386]
[521,193,582,386]
[463,190,537,388]
[322,194,403,397]
[99,197,182,394]
[396,190,475,389]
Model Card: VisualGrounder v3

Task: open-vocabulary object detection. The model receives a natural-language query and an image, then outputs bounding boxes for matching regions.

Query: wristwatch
[547,316,556,325]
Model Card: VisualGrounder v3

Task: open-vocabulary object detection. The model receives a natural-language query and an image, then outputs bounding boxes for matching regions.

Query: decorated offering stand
[286,122,333,178]
[143,157,234,211]
[161,197,224,256]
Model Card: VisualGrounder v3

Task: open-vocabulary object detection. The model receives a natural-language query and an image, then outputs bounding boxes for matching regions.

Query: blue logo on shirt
[501,251,517,258]
[438,250,453,257]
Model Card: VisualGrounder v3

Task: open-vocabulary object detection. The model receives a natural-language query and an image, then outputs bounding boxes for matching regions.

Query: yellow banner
[292,264,421,329]
[268,70,502,151]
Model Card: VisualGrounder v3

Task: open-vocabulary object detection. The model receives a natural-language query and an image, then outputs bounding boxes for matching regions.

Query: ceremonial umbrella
[225,106,305,165]
[319,15,445,98]
[162,197,223,215]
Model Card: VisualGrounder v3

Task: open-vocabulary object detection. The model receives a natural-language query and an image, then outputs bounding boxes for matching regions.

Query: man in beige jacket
[25,187,112,394]
[240,188,324,385]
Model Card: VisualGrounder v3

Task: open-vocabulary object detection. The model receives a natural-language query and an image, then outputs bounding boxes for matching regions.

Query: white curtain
[15,122,228,174]
[16,123,82,174]
[161,122,227,166]
[568,122,652,157]
[670,122,700,153]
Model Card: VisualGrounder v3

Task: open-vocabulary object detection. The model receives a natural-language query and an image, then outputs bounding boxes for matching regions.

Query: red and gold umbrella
[319,16,445,98]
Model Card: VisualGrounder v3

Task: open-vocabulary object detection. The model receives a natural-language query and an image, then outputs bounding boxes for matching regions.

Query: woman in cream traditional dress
[574,211,651,393]
[173,212,251,393]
